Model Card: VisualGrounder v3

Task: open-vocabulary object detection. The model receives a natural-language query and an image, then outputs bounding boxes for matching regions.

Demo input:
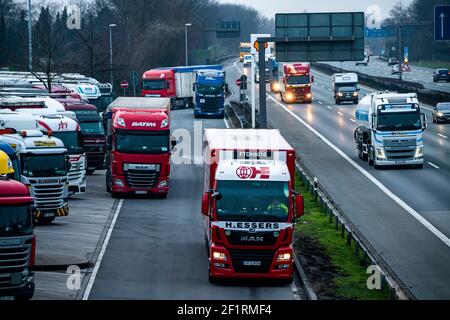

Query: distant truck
[332,73,359,105]
[239,42,251,62]
[277,63,314,104]
[141,65,222,109]
[202,129,304,283]
[0,141,20,181]
[193,70,226,118]
[356,51,369,66]
[354,93,427,169]
[267,57,280,93]
[62,102,106,175]
[105,97,174,198]
[0,176,36,300]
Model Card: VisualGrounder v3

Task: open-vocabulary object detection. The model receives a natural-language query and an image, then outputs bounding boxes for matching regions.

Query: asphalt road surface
[322,57,450,94]
[85,109,298,300]
[226,59,450,299]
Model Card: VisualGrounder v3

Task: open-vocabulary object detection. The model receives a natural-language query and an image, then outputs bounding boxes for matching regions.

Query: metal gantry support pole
[397,25,403,81]
[251,55,256,128]
[185,23,192,67]
[258,39,267,129]
[28,0,32,72]
[109,24,116,88]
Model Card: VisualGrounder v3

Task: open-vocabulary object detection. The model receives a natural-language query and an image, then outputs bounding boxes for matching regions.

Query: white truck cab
[354,92,427,169]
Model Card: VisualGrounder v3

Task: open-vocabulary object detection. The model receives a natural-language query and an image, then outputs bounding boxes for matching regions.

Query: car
[388,58,399,66]
[432,102,450,123]
[391,64,400,74]
[243,54,252,67]
[356,52,369,66]
[433,69,450,83]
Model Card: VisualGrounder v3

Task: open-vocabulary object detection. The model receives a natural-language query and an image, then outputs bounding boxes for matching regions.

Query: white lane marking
[318,101,323,104]
[267,94,450,248]
[428,162,440,169]
[233,61,243,75]
[82,199,124,300]
[327,106,332,110]
[350,118,356,123]
[224,117,230,128]
[337,112,344,116]
[438,133,448,139]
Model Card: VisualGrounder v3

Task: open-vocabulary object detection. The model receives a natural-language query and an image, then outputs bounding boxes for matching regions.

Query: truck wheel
[415,164,424,169]
[36,216,55,226]
[368,155,374,167]
[208,273,218,284]
[87,169,95,175]
[281,277,293,285]
[106,171,112,193]
[15,284,35,301]
[155,193,168,199]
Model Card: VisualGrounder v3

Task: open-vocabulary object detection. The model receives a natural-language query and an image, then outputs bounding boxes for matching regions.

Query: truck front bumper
[111,175,169,195]
[87,153,106,170]
[375,158,424,166]
[208,244,294,280]
[194,109,224,118]
[34,203,69,219]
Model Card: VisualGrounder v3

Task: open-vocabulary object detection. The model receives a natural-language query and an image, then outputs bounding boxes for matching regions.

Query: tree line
[0,0,273,90]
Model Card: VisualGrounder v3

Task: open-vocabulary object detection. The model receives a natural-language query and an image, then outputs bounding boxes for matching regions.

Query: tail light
[29,234,36,268]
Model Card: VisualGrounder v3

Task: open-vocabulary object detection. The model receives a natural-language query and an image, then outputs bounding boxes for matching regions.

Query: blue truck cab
[194,69,226,119]
[0,140,21,181]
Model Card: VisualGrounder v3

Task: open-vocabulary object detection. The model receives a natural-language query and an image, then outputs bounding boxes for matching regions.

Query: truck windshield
[197,84,223,94]
[438,104,450,111]
[216,180,290,222]
[9,158,21,181]
[0,205,33,236]
[286,75,310,85]
[338,86,357,92]
[116,130,169,154]
[240,47,251,53]
[53,132,83,154]
[80,122,105,135]
[142,80,167,91]
[377,111,422,131]
[21,154,67,177]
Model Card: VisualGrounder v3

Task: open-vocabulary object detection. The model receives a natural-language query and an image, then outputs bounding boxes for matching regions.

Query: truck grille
[202,97,221,113]
[33,184,65,211]
[229,249,275,274]
[385,148,416,159]
[124,169,159,189]
[0,240,31,290]
[226,231,278,246]
[384,138,417,160]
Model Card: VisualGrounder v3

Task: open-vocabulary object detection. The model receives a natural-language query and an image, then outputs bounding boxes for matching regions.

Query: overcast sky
[218,0,413,20]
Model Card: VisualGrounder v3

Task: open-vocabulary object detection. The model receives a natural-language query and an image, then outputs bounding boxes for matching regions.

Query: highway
[83,109,300,300]
[322,57,450,94]
[226,59,450,299]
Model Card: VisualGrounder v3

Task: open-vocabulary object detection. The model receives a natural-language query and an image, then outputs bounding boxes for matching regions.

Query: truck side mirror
[421,113,427,130]
[371,114,376,130]
[295,195,304,218]
[107,135,112,149]
[311,75,315,83]
[202,192,210,216]
[171,139,177,149]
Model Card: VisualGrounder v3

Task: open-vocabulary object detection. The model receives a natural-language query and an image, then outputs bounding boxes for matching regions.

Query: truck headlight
[114,178,124,187]
[200,99,206,103]
[277,253,291,262]
[376,148,387,160]
[273,83,282,91]
[161,119,169,128]
[353,92,358,97]
[306,93,312,99]
[212,251,227,261]
[337,92,344,97]
[437,112,444,117]
[286,92,294,101]
[415,146,424,158]
[158,180,168,188]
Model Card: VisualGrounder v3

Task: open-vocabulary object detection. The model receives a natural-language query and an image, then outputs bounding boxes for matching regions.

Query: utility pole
[28,0,32,72]
[397,25,403,81]
[185,23,192,66]
[109,24,117,88]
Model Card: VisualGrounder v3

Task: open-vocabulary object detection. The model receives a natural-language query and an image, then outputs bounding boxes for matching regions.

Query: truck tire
[374,163,381,170]
[358,144,368,161]
[415,164,424,169]
[111,192,120,199]
[281,277,293,285]
[106,170,112,193]
[36,216,55,225]
[87,169,95,175]
[15,284,35,301]
[368,153,374,167]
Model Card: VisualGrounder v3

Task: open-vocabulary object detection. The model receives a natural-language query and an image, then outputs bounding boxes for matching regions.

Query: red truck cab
[0,177,35,300]
[141,69,175,98]
[280,63,314,104]
[202,129,304,283]
[105,98,172,198]
[61,102,106,174]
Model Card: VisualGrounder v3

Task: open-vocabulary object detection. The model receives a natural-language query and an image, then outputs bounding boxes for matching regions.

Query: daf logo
[241,236,264,242]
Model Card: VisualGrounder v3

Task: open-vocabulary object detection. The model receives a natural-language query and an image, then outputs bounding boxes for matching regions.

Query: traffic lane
[88,109,296,300]
[33,171,117,300]
[273,84,450,236]
[264,94,450,299]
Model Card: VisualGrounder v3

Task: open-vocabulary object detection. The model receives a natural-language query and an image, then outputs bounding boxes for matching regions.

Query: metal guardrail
[296,159,414,300]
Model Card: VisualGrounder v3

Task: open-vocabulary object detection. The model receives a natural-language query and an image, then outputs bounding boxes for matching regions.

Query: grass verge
[294,172,391,300]
[412,60,450,70]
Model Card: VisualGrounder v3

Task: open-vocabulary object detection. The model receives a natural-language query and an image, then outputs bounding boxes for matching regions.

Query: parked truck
[0,141,21,181]
[62,102,106,175]
[332,73,359,105]
[277,63,314,104]
[141,65,222,109]
[193,70,226,119]
[354,92,427,169]
[0,124,70,224]
[201,129,304,283]
[0,175,35,300]
[105,97,173,198]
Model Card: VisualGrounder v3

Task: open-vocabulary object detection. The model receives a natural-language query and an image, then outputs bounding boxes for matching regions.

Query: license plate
[135,191,147,195]
[44,212,55,218]
[0,296,14,300]
[243,261,261,266]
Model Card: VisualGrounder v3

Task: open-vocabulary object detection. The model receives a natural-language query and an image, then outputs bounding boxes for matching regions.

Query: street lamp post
[109,24,117,87]
[28,0,32,72]
[185,23,192,66]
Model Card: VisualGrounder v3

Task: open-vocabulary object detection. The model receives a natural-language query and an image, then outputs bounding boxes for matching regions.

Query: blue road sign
[365,27,395,38]
[435,5,450,41]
